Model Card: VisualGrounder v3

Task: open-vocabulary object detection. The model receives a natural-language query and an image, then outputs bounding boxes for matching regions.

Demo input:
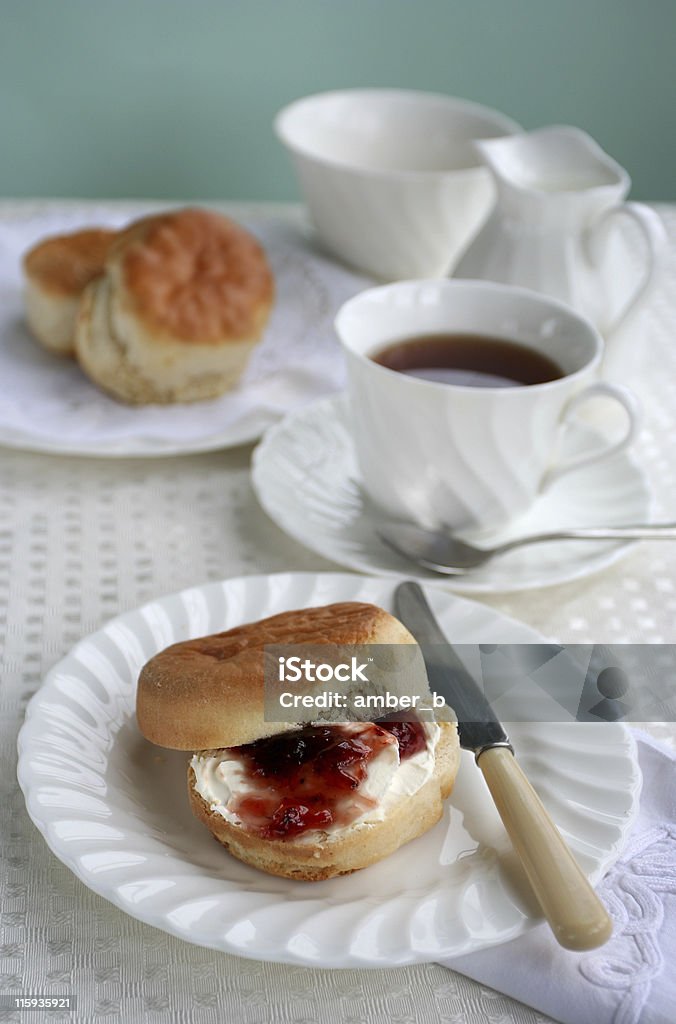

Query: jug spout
[474,125,629,198]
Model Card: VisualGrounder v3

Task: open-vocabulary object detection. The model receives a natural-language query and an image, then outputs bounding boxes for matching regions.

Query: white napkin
[441,731,676,1024]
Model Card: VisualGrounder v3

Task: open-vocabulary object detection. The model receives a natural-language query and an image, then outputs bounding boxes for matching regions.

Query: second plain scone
[75,208,274,404]
[23,228,115,356]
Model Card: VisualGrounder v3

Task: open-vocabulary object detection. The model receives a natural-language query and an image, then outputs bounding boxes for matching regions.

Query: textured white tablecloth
[1,200,675,1024]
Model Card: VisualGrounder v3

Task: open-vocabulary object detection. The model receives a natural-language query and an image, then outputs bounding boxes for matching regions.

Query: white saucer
[252,395,653,593]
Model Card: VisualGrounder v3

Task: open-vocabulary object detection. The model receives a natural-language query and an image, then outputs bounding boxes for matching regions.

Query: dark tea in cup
[372,334,563,388]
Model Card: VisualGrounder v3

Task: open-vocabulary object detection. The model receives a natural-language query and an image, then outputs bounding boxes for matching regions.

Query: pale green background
[1,0,674,201]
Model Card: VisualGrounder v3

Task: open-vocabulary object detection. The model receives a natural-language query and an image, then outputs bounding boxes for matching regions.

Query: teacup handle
[541,382,640,490]
[585,202,667,336]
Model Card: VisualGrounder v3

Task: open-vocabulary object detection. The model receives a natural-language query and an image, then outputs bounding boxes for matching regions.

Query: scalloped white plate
[252,395,653,593]
[17,572,640,967]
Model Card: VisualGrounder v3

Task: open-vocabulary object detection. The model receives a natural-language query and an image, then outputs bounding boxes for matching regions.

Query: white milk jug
[455,126,666,356]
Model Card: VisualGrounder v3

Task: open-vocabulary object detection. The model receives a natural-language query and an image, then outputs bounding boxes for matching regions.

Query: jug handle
[584,202,667,337]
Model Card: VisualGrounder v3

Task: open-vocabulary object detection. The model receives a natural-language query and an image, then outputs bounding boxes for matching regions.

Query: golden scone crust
[188,721,460,880]
[111,208,274,343]
[74,208,275,404]
[136,602,417,750]
[24,228,115,296]
[23,228,115,355]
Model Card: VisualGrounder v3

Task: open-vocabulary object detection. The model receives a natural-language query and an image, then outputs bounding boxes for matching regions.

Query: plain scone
[136,601,461,880]
[75,208,274,404]
[23,228,115,355]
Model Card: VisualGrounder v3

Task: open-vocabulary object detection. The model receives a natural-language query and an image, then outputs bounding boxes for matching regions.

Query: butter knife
[394,581,613,951]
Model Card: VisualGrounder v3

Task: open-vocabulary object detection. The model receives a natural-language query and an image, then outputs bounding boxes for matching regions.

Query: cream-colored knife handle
[477,746,613,951]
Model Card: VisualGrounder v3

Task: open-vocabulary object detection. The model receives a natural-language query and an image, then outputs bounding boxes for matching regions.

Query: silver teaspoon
[378,521,676,575]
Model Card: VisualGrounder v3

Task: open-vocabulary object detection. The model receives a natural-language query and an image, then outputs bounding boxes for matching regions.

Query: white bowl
[275,89,520,280]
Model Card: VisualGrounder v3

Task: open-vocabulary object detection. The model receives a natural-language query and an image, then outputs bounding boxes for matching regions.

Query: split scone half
[137,601,460,881]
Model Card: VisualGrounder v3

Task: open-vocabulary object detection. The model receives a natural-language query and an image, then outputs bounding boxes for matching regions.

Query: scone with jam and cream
[136,602,460,880]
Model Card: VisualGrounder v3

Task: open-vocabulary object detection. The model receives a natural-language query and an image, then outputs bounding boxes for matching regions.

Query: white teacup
[275,89,519,281]
[335,280,639,532]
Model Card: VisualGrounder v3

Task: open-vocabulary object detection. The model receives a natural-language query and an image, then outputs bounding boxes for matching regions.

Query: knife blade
[394,580,512,757]
[393,579,613,952]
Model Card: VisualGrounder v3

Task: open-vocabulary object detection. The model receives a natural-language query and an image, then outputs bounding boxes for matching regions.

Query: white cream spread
[190,721,440,842]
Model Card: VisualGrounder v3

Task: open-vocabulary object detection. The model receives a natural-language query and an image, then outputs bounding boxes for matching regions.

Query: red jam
[378,717,427,760]
[227,719,427,840]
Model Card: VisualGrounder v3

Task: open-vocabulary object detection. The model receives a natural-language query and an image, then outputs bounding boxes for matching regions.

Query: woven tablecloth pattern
[1,201,675,1024]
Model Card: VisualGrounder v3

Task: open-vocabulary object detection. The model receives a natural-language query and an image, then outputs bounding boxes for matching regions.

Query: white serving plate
[17,572,640,967]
